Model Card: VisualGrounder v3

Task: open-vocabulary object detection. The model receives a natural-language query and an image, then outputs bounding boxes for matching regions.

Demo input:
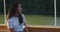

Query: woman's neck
[14,13,21,17]
[14,13,19,17]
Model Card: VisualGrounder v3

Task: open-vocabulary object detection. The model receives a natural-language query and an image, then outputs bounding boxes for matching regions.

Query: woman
[7,1,29,32]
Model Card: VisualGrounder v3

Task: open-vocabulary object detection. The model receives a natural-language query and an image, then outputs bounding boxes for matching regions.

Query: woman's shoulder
[8,17,14,22]
[21,13,24,16]
[21,13,25,17]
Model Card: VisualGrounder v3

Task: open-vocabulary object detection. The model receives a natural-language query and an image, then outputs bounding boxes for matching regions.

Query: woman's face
[17,4,22,14]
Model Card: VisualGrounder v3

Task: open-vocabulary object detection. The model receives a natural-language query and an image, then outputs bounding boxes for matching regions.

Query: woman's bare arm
[24,22,29,32]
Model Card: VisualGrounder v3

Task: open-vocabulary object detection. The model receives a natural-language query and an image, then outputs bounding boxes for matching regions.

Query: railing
[0,25,60,32]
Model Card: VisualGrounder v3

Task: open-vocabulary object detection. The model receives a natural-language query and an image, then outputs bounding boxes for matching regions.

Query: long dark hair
[8,1,23,25]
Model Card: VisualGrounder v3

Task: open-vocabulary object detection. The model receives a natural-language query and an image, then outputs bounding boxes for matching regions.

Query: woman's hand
[25,27,29,32]
[9,28,14,32]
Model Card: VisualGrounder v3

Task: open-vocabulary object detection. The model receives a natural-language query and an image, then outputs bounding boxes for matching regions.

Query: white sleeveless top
[7,14,26,31]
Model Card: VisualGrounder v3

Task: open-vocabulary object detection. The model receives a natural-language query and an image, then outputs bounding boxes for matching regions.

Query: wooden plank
[0,25,60,32]
[0,29,10,32]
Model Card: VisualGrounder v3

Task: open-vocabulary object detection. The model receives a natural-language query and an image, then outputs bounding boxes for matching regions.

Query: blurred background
[0,0,55,26]
[56,0,60,26]
[0,0,4,24]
